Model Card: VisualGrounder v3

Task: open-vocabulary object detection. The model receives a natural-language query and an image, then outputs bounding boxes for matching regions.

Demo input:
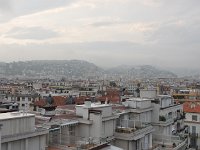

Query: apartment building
[184,101,200,149]
[151,95,187,149]
[76,99,119,143]
[0,112,48,150]
[116,97,154,150]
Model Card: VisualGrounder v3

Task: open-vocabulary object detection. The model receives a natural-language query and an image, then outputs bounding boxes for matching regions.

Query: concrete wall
[126,99,151,109]
[152,103,183,123]
[1,135,47,150]
[78,124,90,138]
[139,111,152,123]
[94,106,112,117]
[102,119,116,138]
[159,96,174,108]
[151,103,160,123]
[76,105,112,119]
[76,106,89,119]
[90,113,102,140]
[114,139,128,150]
[0,116,35,136]
[186,112,200,122]
[140,90,157,99]
[153,125,172,136]
[114,133,152,150]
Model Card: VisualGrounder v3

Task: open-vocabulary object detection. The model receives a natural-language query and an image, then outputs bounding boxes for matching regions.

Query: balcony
[115,126,154,141]
[48,134,111,150]
[189,133,198,138]
[154,116,173,126]
[153,134,188,150]
[174,113,185,122]
[114,119,154,140]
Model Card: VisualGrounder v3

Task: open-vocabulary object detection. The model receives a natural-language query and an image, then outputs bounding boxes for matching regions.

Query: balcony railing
[153,134,187,150]
[189,133,198,138]
[116,119,151,130]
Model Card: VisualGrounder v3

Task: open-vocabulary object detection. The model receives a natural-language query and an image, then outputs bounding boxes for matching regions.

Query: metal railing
[48,132,110,150]
[116,119,151,129]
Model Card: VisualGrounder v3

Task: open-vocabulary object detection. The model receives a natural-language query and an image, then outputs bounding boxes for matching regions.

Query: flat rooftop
[76,103,111,108]
[127,98,152,101]
[0,112,35,120]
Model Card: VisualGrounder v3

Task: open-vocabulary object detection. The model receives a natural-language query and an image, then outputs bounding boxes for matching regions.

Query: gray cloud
[0,0,200,72]
[0,0,74,23]
[5,27,58,40]
[149,19,200,45]
[0,0,11,12]
[0,41,200,70]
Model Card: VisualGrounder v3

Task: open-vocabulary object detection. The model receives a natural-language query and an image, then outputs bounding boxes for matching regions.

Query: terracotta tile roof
[75,96,89,104]
[96,95,120,104]
[52,96,66,106]
[183,101,200,113]
[34,99,46,107]
[34,96,67,107]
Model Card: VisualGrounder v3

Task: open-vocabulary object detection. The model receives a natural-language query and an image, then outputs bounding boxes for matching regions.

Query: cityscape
[0,64,199,150]
[0,0,200,150]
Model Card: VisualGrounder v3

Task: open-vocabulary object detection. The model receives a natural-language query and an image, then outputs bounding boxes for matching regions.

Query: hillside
[106,65,177,78]
[0,60,177,79]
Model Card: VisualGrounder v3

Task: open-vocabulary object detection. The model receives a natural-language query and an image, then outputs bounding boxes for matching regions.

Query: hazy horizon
[0,59,199,76]
[0,0,200,70]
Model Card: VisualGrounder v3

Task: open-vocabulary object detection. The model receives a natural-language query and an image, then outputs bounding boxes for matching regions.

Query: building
[76,99,119,143]
[115,97,154,150]
[151,95,187,149]
[184,101,200,149]
[0,112,48,150]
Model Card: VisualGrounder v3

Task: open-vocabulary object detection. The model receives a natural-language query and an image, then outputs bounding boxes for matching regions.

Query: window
[192,126,196,134]
[192,115,197,121]
[68,126,75,135]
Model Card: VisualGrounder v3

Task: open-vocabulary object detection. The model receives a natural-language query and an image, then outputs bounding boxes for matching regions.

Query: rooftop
[0,112,34,120]
[183,101,200,113]
[127,97,152,101]
[76,103,111,108]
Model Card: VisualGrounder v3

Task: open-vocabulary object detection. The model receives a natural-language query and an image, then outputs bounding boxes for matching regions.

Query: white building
[116,98,154,150]
[0,112,48,150]
[151,95,187,149]
[76,100,119,143]
[184,101,200,149]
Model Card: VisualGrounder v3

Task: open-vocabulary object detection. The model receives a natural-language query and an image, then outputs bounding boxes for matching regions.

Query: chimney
[84,98,91,108]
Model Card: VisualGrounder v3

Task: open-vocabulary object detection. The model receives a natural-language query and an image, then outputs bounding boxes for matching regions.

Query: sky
[0,0,200,70]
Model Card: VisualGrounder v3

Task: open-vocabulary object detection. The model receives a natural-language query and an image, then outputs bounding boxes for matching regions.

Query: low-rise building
[184,101,200,149]
[151,95,187,149]
[116,97,154,150]
[0,112,48,150]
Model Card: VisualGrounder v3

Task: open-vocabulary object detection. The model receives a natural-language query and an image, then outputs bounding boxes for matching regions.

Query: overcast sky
[0,0,200,69]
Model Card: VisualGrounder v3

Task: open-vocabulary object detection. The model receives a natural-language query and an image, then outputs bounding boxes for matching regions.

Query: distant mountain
[106,65,177,78]
[0,60,177,79]
[0,60,103,79]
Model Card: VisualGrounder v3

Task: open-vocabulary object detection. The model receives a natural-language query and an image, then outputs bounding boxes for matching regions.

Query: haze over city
[0,0,200,71]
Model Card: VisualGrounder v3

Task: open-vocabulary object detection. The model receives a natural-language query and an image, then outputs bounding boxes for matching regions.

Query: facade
[185,112,200,149]
[151,95,187,149]
[184,101,200,149]
[76,100,118,143]
[0,112,48,150]
[116,98,154,150]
